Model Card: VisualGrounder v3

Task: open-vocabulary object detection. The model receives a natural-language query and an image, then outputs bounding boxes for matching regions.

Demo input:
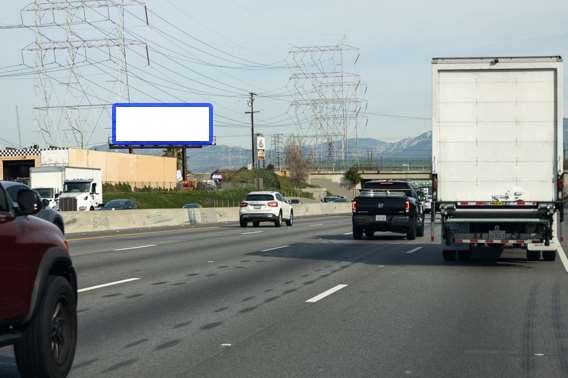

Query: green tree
[344,166,362,187]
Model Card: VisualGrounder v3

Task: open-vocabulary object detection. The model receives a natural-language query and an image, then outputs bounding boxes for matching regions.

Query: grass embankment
[103,169,314,209]
[104,189,250,209]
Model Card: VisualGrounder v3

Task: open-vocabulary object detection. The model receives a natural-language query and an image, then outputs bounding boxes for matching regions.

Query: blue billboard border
[111,102,214,146]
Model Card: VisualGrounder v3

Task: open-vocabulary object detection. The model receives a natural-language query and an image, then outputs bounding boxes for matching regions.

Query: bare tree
[285,141,310,186]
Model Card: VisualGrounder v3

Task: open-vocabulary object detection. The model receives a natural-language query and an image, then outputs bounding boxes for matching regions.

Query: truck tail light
[240,202,248,207]
[404,200,410,213]
[267,201,279,207]
[352,200,357,213]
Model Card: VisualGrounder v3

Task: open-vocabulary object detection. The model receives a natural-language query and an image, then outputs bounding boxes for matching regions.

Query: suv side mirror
[17,189,42,215]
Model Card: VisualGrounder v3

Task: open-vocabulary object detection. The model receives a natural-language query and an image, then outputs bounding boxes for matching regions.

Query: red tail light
[557,175,564,196]
[267,201,279,207]
[240,202,248,207]
[404,200,410,213]
[352,200,357,213]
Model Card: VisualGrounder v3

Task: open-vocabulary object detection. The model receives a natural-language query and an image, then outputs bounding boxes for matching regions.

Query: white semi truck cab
[58,179,102,211]
[31,166,102,211]
[431,56,563,261]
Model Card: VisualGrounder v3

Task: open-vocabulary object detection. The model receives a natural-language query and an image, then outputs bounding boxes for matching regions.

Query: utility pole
[245,92,259,169]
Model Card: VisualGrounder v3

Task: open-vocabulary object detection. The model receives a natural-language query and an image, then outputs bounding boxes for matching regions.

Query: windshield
[64,181,91,193]
[246,194,274,201]
[34,188,54,198]
[104,200,129,209]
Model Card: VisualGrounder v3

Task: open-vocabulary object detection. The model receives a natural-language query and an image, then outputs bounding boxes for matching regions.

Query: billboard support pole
[181,147,187,182]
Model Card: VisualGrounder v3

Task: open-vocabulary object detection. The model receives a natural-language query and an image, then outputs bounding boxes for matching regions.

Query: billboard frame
[111,102,214,147]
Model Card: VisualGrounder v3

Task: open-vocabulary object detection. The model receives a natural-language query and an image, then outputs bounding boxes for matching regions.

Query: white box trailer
[431,56,564,261]
[30,166,102,211]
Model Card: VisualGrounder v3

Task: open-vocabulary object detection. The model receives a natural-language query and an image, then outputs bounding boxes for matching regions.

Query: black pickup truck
[352,181,425,240]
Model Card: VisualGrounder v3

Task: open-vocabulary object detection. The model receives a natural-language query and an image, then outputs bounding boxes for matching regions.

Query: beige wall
[68,149,176,189]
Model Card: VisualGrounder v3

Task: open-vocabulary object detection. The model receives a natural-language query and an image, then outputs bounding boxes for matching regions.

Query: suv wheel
[285,212,294,226]
[15,276,77,378]
[253,221,260,227]
[239,219,247,228]
[274,212,282,227]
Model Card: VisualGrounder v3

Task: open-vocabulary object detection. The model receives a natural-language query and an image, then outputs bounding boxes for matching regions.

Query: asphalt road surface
[2,214,568,377]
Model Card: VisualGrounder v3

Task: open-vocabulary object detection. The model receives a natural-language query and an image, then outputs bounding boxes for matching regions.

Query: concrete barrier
[62,203,351,234]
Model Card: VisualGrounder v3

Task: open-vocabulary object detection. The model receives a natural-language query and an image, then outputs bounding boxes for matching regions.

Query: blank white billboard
[112,103,213,146]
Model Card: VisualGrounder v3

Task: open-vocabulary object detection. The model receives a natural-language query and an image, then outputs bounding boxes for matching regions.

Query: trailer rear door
[433,64,560,202]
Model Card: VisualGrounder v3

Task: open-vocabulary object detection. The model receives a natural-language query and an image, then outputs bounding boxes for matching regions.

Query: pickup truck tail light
[404,200,410,213]
[267,201,279,207]
[240,202,248,207]
[352,200,357,213]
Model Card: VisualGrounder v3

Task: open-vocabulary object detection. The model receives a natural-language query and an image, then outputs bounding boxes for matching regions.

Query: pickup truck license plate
[375,215,387,222]
[488,230,506,240]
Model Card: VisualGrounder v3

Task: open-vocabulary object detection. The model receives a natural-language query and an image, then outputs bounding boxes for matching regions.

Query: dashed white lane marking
[240,231,263,235]
[221,343,232,347]
[343,232,353,235]
[261,245,289,252]
[78,278,141,293]
[405,247,423,255]
[309,223,324,227]
[557,244,568,273]
[306,284,348,303]
[114,244,156,251]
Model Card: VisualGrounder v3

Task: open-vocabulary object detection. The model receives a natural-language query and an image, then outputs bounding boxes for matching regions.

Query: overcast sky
[1,0,567,149]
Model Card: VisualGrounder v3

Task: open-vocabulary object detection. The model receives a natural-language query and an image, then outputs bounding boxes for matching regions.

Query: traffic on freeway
[2,206,568,377]
[2,1,568,377]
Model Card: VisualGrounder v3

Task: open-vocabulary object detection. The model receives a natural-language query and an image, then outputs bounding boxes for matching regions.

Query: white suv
[239,191,293,228]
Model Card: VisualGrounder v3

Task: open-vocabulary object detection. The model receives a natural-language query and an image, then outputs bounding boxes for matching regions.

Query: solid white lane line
[78,278,141,293]
[343,232,353,235]
[306,284,348,303]
[261,245,289,252]
[241,231,263,235]
[406,247,423,255]
[557,244,568,273]
[114,244,156,251]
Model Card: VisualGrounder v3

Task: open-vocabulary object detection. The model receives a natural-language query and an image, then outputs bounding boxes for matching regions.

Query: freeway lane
[1,215,568,378]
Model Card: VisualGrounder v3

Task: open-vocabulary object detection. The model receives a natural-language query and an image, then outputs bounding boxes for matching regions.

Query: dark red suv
[0,182,77,377]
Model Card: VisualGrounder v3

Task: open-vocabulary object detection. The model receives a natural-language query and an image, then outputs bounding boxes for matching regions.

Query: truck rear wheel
[406,218,417,241]
[542,251,556,261]
[527,250,541,261]
[353,226,363,240]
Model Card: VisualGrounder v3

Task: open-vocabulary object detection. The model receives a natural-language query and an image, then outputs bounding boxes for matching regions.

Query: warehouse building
[0,147,177,189]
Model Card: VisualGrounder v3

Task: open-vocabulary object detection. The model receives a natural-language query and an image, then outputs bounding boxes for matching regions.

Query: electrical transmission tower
[270,133,284,170]
[8,0,148,147]
[288,41,368,169]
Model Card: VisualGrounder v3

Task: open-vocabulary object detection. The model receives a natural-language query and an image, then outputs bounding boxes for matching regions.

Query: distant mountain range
[93,120,568,173]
